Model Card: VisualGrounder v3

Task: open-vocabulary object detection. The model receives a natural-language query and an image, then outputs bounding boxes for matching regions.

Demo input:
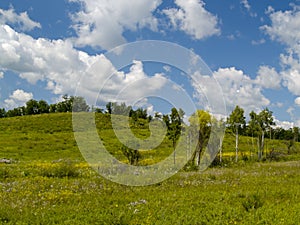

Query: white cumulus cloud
[295,97,300,106]
[4,89,33,109]
[261,6,300,100]
[213,67,270,115]
[255,66,281,89]
[69,0,162,50]
[0,7,41,31]
[0,24,168,108]
[163,0,220,40]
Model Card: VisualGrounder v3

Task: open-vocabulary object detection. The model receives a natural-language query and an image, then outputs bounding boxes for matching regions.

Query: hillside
[0,113,300,224]
[0,113,299,164]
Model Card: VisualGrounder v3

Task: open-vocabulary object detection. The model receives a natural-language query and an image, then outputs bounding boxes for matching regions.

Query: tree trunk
[261,131,265,158]
[190,140,203,167]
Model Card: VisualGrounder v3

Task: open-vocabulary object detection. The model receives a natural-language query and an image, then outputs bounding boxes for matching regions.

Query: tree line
[227,105,299,161]
[0,95,90,118]
[1,96,298,165]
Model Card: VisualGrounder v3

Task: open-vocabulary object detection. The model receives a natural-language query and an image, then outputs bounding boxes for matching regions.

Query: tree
[167,108,183,164]
[189,110,211,166]
[72,96,90,112]
[49,104,57,113]
[249,108,275,160]
[56,95,71,112]
[121,140,141,165]
[6,107,24,117]
[154,112,162,119]
[0,108,6,118]
[111,102,131,115]
[38,100,50,114]
[293,127,299,142]
[227,106,246,162]
[106,102,112,114]
[25,99,40,115]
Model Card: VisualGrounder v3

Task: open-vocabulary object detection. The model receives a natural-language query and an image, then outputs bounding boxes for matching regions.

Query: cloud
[213,67,270,115]
[0,24,85,94]
[4,89,33,109]
[273,118,294,130]
[251,39,266,45]
[240,0,257,17]
[295,97,300,106]
[262,6,300,96]
[0,71,3,79]
[0,25,168,108]
[261,7,300,50]
[163,0,220,40]
[241,0,251,11]
[94,60,168,105]
[0,7,41,31]
[255,66,281,89]
[69,0,162,50]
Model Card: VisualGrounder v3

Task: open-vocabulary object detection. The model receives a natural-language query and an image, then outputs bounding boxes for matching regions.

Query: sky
[0,0,300,128]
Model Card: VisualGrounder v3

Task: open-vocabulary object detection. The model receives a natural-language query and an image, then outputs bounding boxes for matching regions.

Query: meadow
[0,113,300,224]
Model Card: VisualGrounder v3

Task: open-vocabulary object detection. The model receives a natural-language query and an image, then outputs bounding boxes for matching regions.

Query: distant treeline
[0,96,298,144]
[0,95,89,117]
[0,95,157,122]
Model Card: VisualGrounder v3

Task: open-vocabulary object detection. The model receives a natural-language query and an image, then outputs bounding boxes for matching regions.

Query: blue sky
[0,0,300,128]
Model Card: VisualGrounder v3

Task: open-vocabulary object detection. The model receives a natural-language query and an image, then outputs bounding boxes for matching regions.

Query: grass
[0,160,299,224]
[0,113,300,224]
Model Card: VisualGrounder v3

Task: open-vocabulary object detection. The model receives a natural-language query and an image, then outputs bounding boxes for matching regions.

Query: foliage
[189,110,212,166]
[242,194,264,212]
[227,105,246,135]
[40,160,80,178]
[248,108,275,160]
[167,108,183,149]
[0,108,6,118]
[121,141,141,166]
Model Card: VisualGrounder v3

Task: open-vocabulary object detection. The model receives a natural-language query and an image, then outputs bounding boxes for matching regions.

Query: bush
[40,160,79,178]
[121,141,141,165]
[242,194,263,212]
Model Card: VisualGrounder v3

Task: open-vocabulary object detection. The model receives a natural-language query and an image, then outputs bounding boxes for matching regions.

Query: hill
[0,113,300,224]
[0,113,299,165]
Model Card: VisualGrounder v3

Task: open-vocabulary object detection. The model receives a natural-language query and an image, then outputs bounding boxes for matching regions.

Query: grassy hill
[0,113,299,164]
[0,113,300,224]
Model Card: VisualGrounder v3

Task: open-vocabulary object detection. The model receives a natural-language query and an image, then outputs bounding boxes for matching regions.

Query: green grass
[0,160,299,224]
[0,113,300,224]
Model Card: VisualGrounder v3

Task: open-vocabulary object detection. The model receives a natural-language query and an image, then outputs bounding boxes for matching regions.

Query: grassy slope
[0,113,300,224]
[0,113,175,164]
[0,113,299,163]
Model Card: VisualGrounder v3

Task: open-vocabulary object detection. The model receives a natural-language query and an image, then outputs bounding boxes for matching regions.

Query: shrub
[242,194,263,212]
[40,160,79,178]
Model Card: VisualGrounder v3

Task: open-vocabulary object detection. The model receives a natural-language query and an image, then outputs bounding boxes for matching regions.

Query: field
[0,113,300,224]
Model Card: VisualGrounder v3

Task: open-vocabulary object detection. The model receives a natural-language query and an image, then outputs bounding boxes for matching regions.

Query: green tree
[293,127,299,142]
[227,105,246,162]
[121,140,141,165]
[249,108,275,160]
[227,105,246,134]
[189,110,211,166]
[167,108,183,164]
[106,102,112,114]
[49,104,57,113]
[111,102,131,115]
[0,108,6,118]
[6,107,25,117]
[25,99,39,115]
[72,96,90,112]
[56,95,70,113]
[38,100,50,114]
